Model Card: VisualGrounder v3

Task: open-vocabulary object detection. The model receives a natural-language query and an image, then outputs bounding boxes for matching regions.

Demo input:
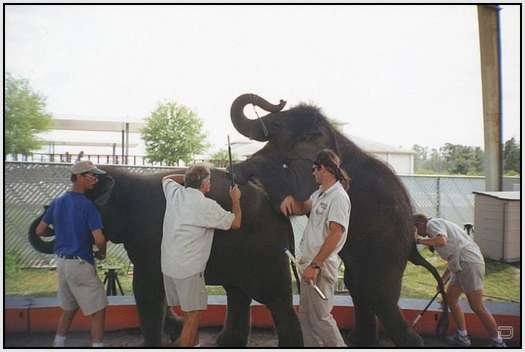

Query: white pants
[297,270,346,347]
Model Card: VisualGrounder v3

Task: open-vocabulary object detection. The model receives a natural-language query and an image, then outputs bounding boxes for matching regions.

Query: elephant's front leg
[267,299,303,347]
[126,245,165,347]
[216,285,252,347]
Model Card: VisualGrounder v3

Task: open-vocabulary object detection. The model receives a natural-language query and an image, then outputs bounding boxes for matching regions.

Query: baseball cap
[70,160,106,175]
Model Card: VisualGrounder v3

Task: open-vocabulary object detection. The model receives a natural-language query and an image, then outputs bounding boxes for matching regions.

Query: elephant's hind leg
[350,300,379,346]
[375,303,424,347]
[267,299,303,347]
[216,285,252,347]
[344,267,379,346]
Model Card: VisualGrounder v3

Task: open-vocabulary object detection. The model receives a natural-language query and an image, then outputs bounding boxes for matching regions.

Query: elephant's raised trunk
[230,93,286,141]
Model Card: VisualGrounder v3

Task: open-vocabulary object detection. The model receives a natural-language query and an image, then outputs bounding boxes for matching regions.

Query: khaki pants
[297,270,346,347]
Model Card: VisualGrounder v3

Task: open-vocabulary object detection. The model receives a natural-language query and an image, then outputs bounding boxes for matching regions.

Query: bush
[5,251,20,278]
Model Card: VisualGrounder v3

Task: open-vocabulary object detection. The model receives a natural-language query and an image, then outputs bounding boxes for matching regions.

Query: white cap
[70,160,106,175]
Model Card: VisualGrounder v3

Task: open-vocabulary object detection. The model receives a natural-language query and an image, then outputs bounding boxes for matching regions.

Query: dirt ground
[4,327,517,348]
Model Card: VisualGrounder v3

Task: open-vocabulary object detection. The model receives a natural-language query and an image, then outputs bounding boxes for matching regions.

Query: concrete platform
[5,294,521,347]
[3,327,520,348]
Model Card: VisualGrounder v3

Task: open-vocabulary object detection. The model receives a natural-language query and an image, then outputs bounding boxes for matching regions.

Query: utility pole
[477,5,503,191]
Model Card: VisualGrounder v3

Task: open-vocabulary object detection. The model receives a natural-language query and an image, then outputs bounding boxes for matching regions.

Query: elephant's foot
[267,301,303,347]
[217,285,252,347]
[396,329,424,347]
[216,328,250,347]
[348,330,380,347]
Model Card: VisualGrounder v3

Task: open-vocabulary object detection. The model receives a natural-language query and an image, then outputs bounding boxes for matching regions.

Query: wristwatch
[309,261,321,270]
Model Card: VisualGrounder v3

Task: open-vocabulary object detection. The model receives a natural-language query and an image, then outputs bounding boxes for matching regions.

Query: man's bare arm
[35,221,50,237]
[312,222,344,265]
[280,196,312,216]
[417,234,447,247]
[92,229,107,259]
[162,174,185,185]
[229,185,242,230]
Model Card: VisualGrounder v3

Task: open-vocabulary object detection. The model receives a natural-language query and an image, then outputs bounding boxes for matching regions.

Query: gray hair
[185,164,211,189]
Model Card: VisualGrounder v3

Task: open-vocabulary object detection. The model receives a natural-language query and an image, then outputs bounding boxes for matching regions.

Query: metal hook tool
[284,249,328,300]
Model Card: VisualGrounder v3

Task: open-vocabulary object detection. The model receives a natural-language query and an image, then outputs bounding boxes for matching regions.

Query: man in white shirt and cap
[414,214,506,347]
[281,149,351,347]
[161,164,241,347]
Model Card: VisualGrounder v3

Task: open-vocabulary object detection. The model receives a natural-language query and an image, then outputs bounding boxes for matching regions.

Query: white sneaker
[52,335,66,347]
[446,332,471,347]
[489,339,507,347]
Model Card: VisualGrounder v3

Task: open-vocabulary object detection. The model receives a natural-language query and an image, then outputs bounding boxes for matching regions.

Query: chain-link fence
[4,161,520,268]
[5,162,173,268]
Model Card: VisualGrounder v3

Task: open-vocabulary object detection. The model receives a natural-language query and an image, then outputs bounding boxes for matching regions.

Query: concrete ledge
[5,295,520,343]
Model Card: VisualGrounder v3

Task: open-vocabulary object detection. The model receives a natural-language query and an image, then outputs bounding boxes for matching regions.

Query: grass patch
[5,249,519,303]
[400,248,520,302]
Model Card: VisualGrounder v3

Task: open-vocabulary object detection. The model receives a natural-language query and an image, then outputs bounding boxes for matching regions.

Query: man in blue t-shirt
[36,160,108,348]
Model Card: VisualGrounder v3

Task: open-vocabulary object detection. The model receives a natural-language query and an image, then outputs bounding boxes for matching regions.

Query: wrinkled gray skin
[229,93,448,347]
[28,167,303,347]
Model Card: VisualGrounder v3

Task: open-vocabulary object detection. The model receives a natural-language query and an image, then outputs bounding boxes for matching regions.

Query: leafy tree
[503,137,520,174]
[210,148,239,162]
[328,118,346,133]
[412,144,428,171]
[142,101,209,165]
[428,148,447,174]
[441,143,484,175]
[5,73,52,154]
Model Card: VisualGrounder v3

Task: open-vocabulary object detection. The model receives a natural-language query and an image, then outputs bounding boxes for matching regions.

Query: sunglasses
[81,172,98,178]
[312,165,321,172]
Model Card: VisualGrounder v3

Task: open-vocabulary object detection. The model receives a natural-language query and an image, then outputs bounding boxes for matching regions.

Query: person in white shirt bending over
[161,164,241,347]
[414,214,506,348]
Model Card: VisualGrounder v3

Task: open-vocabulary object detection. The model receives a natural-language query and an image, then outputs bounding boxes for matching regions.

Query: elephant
[28,166,303,347]
[229,93,448,346]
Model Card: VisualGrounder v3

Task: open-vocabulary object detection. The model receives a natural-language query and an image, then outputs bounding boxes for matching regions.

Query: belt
[57,255,81,260]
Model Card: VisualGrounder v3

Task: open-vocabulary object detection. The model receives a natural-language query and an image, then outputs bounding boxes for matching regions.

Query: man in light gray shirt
[161,165,241,347]
[281,149,351,347]
[414,214,506,347]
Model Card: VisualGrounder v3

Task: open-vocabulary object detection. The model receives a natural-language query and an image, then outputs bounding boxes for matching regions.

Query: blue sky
[4,4,521,155]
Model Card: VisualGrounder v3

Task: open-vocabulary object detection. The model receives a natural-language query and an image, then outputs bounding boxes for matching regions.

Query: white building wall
[372,152,414,175]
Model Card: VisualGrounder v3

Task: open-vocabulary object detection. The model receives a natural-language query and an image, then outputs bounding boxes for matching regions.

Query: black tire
[28,210,55,254]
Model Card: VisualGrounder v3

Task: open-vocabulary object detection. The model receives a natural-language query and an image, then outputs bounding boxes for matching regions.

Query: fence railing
[4,161,520,268]
[4,153,230,168]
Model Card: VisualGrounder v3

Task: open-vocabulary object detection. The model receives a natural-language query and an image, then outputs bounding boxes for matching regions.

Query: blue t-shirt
[43,191,103,265]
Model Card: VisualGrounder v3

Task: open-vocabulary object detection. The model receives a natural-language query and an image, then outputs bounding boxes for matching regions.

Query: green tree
[210,148,239,162]
[412,144,428,172]
[328,118,346,133]
[503,137,520,174]
[428,148,446,174]
[441,143,484,175]
[142,101,209,165]
[5,73,52,154]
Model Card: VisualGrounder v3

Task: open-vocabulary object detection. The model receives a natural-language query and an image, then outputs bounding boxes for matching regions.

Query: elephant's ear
[86,175,115,207]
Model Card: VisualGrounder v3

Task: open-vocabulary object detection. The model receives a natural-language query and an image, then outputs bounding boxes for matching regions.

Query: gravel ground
[4,327,516,348]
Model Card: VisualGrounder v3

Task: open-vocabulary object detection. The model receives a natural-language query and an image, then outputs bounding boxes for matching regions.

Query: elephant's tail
[408,243,449,337]
[28,207,55,254]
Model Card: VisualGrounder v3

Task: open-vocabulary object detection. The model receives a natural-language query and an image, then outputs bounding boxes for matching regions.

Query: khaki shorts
[450,261,485,293]
[57,258,108,316]
[163,272,207,312]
